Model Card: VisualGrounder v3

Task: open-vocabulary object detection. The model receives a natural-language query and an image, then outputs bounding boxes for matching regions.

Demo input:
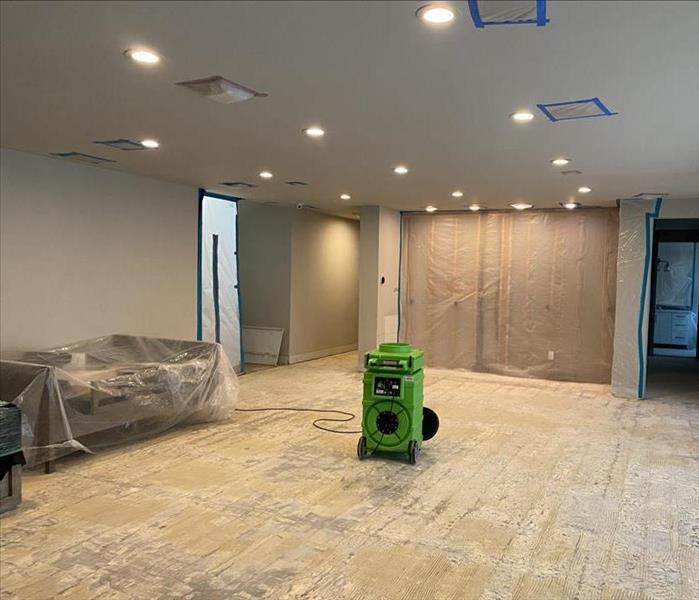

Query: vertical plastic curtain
[399,209,619,384]
[200,194,242,371]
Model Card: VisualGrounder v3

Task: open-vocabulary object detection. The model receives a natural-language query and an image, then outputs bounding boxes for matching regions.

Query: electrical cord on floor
[234,407,362,434]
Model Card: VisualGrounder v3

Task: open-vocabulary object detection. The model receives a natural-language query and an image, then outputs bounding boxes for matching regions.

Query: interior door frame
[647,222,699,360]
[196,189,245,371]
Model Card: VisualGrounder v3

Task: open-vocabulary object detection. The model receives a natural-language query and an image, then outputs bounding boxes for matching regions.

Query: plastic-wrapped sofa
[0,335,239,472]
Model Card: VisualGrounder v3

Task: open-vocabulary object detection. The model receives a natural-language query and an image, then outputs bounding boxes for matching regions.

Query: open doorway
[646,219,699,398]
[198,190,243,372]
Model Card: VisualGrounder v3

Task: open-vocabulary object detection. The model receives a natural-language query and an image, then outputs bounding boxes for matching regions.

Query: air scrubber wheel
[357,436,368,460]
[422,406,439,441]
[408,440,418,465]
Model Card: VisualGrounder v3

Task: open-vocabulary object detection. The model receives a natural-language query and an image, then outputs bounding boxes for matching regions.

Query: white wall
[611,197,699,398]
[0,149,198,353]
[289,210,360,363]
[358,206,401,367]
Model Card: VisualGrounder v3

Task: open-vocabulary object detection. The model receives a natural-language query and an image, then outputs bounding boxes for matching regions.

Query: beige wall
[0,149,198,354]
[237,201,293,360]
[289,210,359,362]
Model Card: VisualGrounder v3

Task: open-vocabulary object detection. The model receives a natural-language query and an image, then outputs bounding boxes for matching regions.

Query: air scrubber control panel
[374,376,401,397]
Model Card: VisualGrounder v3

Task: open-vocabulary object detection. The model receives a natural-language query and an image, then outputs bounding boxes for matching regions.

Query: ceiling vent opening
[220,181,256,188]
[262,201,281,206]
[296,204,320,211]
[51,152,115,165]
[560,170,583,176]
[537,97,618,122]
[468,0,548,28]
[633,192,669,199]
[176,76,268,104]
[93,139,147,151]
[285,181,309,186]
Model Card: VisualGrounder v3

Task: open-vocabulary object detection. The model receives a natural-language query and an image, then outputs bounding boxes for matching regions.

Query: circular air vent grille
[364,400,412,447]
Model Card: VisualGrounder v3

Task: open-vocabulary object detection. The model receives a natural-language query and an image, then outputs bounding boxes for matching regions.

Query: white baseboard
[288,343,357,364]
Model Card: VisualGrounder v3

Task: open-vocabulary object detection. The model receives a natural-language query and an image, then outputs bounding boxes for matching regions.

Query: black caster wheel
[357,436,368,460]
[408,440,418,465]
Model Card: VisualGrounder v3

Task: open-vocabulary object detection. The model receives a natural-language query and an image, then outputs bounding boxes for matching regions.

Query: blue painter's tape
[196,189,205,341]
[537,97,618,122]
[637,198,663,398]
[397,211,404,342]
[467,0,548,28]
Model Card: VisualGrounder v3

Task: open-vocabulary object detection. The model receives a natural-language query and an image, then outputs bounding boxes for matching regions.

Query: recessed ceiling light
[561,202,581,210]
[416,4,456,25]
[468,204,482,211]
[551,158,571,167]
[394,165,409,175]
[126,49,160,64]
[304,126,325,138]
[340,194,351,200]
[510,202,533,210]
[140,139,160,149]
[451,190,463,198]
[425,205,438,212]
[510,111,534,123]
[578,186,592,194]
[259,171,273,179]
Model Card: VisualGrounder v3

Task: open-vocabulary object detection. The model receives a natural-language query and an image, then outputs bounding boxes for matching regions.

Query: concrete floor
[1,352,698,600]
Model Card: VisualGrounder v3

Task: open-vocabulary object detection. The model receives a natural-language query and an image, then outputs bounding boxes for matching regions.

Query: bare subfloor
[1,353,698,600]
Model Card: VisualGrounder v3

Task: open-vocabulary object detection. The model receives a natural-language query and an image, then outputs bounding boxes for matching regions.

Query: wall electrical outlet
[548,351,555,361]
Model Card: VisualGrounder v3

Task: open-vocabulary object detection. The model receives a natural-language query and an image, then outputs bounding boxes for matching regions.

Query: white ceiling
[2,1,698,213]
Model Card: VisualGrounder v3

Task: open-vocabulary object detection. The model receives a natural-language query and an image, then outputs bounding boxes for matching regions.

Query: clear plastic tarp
[399,209,619,383]
[0,335,239,468]
[200,194,242,370]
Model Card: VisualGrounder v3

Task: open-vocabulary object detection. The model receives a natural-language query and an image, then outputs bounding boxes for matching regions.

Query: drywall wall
[289,210,360,363]
[237,201,292,361]
[611,198,699,398]
[358,206,401,368]
[0,148,197,354]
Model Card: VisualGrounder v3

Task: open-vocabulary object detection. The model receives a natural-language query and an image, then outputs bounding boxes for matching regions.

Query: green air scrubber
[357,343,438,465]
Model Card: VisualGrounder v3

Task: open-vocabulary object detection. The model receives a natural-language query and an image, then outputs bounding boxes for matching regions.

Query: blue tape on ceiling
[467,0,548,28]
[537,97,618,122]
[637,198,663,399]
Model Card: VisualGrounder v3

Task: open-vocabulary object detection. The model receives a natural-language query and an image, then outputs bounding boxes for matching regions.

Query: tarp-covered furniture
[0,335,239,472]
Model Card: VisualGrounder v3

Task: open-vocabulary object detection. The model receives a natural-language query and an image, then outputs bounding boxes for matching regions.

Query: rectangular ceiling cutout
[537,97,618,122]
[177,76,268,104]
[220,181,257,188]
[93,139,147,151]
[50,152,116,165]
[467,0,548,28]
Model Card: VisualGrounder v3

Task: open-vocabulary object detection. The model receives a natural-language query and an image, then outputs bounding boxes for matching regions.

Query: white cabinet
[654,309,691,346]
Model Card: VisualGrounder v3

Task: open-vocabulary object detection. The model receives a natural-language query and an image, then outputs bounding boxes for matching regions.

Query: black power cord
[234,407,361,434]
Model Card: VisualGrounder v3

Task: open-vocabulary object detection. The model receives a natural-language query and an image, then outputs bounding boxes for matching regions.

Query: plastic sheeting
[0,335,239,467]
[656,243,696,309]
[399,209,619,383]
[200,194,242,370]
[468,0,547,27]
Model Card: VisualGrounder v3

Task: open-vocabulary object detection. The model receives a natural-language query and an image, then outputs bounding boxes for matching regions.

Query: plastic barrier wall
[399,209,619,383]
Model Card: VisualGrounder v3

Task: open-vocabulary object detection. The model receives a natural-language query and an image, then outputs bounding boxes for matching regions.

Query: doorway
[646,219,699,398]
[197,190,243,372]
